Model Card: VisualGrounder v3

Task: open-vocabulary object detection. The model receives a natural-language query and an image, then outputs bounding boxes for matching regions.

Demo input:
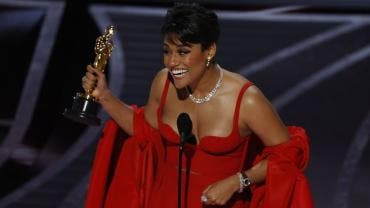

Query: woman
[84,3,313,208]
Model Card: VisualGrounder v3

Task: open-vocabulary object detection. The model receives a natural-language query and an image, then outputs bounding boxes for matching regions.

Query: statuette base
[63,93,101,126]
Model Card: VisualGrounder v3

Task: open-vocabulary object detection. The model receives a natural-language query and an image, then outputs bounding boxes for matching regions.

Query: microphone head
[177,112,192,136]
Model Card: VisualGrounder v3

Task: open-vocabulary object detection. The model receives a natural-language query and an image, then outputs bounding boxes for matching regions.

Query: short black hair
[161,3,220,50]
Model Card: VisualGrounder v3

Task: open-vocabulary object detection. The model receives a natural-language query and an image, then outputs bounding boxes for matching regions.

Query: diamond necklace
[188,67,223,104]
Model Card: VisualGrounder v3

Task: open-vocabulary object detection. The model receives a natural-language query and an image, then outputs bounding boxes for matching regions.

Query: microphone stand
[178,132,186,208]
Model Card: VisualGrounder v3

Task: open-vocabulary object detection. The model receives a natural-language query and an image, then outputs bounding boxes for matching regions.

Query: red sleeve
[85,106,163,208]
[249,126,314,208]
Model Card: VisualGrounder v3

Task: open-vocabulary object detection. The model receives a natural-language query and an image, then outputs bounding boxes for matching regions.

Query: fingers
[201,195,219,206]
[202,195,225,206]
[87,65,105,77]
[82,65,98,93]
[82,65,110,100]
[202,186,217,205]
[82,74,97,93]
[201,185,228,206]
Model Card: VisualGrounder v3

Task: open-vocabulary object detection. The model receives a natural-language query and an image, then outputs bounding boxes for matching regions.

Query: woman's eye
[163,49,169,54]
[178,50,190,55]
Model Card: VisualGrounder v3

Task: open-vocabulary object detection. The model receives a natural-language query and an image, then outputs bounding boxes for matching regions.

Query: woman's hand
[201,174,240,206]
[82,65,111,102]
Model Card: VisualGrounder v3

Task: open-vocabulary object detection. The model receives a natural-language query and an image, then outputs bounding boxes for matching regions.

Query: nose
[168,54,179,68]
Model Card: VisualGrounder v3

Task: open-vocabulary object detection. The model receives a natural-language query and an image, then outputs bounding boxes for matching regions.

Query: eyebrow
[163,42,192,48]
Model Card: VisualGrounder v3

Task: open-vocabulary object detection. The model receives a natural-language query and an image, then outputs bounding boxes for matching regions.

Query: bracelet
[236,172,252,193]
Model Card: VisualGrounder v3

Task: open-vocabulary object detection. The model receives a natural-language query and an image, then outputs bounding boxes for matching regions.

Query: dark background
[0,0,370,207]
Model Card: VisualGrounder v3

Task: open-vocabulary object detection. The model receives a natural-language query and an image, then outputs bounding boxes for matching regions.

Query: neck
[188,64,221,97]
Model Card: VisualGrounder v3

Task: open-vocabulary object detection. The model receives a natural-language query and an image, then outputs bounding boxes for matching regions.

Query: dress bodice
[149,75,254,207]
[157,75,253,155]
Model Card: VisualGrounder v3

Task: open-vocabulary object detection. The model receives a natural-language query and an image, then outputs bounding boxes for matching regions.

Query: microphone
[177,112,192,144]
[176,112,192,208]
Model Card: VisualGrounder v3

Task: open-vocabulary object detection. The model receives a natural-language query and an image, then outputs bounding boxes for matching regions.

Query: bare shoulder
[221,68,251,93]
[152,68,169,87]
[242,84,270,109]
[221,68,273,113]
[144,68,169,129]
[221,69,289,144]
[237,78,289,145]
[150,68,169,101]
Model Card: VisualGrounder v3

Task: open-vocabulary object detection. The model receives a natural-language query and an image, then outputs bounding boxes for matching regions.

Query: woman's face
[163,34,211,89]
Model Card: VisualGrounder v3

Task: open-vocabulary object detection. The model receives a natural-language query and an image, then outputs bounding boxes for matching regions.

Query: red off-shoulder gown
[85,79,314,208]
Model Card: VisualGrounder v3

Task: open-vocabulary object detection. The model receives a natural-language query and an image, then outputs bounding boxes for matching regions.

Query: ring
[201,195,208,203]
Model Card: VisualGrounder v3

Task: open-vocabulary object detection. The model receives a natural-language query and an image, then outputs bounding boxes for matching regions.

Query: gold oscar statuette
[63,26,114,126]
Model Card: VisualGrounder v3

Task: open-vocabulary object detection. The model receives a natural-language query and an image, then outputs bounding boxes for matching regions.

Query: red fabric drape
[85,108,313,208]
[85,119,119,208]
[249,126,314,208]
[85,107,164,208]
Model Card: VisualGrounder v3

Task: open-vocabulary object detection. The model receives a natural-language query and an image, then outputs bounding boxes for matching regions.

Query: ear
[207,43,217,59]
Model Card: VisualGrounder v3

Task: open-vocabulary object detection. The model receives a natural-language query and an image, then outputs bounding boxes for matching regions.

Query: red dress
[85,79,314,208]
[148,79,253,208]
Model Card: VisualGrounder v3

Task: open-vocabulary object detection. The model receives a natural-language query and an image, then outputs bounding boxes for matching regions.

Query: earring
[206,56,212,67]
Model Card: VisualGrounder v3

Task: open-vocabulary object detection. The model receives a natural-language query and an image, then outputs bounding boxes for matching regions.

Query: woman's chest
[161,100,236,141]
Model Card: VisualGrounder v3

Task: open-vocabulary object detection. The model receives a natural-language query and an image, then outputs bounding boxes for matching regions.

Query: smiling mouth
[170,68,189,78]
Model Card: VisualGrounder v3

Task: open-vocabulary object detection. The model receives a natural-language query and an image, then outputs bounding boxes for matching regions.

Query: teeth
[171,69,188,78]
[171,69,188,75]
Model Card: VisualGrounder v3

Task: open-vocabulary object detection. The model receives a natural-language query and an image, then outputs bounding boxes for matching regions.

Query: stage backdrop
[0,0,369,207]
